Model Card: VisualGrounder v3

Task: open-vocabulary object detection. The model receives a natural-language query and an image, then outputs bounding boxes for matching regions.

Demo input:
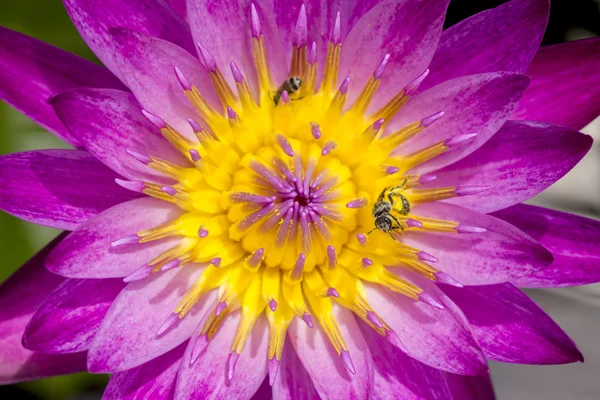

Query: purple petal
[288,305,374,399]
[103,342,185,400]
[165,0,188,21]
[361,325,454,399]
[175,313,269,399]
[341,0,449,109]
[251,377,273,400]
[188,0,287,90]
[443,283,582,364]
[366,273,487,376]
[0,26,123,146]
[46,197,182,279]
[391,72,529,174]
[63,0,194,83]
[0,149,137,231]
[88,267,211,372]
[51,88,188,182]
[431,121,592,213]
[0,235,87,384]
[272,342,320,400]
[512,38,600,130]
[23,278,126,354]
[423,0,549,90]
[493,204,600,288]
[403,202,553,285]
[444,373,495,399]
[110,29,218,136]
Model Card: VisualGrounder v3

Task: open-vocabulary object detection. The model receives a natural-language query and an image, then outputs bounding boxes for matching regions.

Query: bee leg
[390,215,404,231]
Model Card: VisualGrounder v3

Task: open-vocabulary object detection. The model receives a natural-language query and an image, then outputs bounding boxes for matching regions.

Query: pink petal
[340,0,449,109]
[110,29,218,136]
[0,27,123,146]
[272,341,320,400]
[187,0,287,90]
[424,0,549,90]
[46,198,182,279]
[403,202,553,285]
[88,266,211,372]
[443,283,582,364]
[175,313,269,399]
[23,278,125,354]
[103,342,185,400]
[366,273,487,376]
[391,72,529,174]
[63,0,194,83]
[431,121,592,213]
[361,325,455,399]
[288,305,374,399]
[51,88,188,182]
[0,149,137,231]
[0,235,87,384]
[493,204,600,288]
[512,38,600,130]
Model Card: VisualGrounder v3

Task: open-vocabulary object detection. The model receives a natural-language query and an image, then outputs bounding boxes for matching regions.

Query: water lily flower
[1,0,599,398]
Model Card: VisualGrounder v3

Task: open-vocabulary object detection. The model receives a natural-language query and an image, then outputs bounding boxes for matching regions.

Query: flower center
[111,3,488,381]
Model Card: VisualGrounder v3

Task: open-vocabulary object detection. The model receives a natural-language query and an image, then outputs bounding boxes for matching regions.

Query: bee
[273,76,302,105]
[368,183,411,238]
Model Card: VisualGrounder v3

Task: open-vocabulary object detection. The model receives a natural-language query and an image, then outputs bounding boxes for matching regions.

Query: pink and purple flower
[1,0,600,398]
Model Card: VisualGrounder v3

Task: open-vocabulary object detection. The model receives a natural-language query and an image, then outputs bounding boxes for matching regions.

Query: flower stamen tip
[215,301,227,316]
[189,149,201,162]
[268,299,278,312]
[141,110,167,130]
[420,111,444,128]
[111,234,140,248]
[115,179,145,193]
[161,186,177,197]
[292,4,308,47]
[196,42,217,73]
[123,264,152,283]
[310,122,322,139]
[454,185,490,196]
[227,351,240,381]
[406,219,423,228]
[156,313,179,336]
[190,334,209,365]
[198,228,209,238]
[366,311,383,328]
[435,271,463,287]
[126,149,151,165]
[302,312,314,328]
[418,292,444,310]
[250,3,261,38]
[268,358,281,386]
[160,258,181,272]
[445,133,477,148]
[340,350,356,374]
[373,53,391,80]
[174,67,192,90]
[455,225,487,234]
[417,251,438,263]
[385,330,408,353]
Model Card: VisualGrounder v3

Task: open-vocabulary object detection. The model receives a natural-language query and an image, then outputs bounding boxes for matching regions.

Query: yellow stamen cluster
[116,7,474,379]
